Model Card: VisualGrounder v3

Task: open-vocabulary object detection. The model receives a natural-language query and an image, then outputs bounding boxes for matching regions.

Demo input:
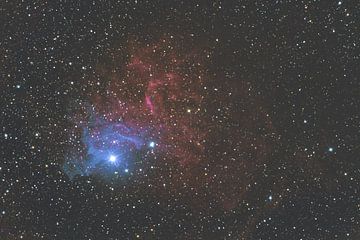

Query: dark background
[1,0,359,239]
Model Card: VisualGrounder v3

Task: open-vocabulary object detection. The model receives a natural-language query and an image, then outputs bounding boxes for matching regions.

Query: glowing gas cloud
[63,106,157,180]
[63,37,209,180]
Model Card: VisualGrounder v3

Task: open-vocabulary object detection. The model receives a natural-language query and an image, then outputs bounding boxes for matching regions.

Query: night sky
[1,1,360,239]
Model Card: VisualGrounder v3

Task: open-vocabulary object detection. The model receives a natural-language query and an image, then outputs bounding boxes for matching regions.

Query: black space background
[1,1,360,239]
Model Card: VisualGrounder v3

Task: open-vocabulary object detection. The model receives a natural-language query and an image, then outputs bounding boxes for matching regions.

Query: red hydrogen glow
[94,37,209,167]
[76,37,276,213]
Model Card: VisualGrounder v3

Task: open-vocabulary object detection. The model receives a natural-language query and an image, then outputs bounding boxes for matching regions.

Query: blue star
[109,155,117,163]
[149,141,155,148]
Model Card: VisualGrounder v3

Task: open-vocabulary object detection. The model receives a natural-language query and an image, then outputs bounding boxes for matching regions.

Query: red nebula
[84,37,276,215]
[93,37,209,168]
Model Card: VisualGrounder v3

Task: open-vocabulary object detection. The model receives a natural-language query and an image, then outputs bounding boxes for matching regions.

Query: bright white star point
[109,155,117,162]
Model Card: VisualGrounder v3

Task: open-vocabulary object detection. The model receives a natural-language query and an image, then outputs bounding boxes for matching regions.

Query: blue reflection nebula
[63,111,148,180]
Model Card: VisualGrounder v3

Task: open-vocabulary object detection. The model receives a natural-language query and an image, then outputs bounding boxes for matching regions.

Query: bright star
[109,155,117,162]
[149,141,155,148]
[329,147,334,152]
[124,168,129,173]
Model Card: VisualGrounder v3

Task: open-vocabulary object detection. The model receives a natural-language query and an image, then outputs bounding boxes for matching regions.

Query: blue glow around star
[109,155,117,163]
[63,110,152,180]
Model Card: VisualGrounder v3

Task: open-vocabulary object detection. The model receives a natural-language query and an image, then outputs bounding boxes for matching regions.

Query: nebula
[62,35,275,210]
[62,36,277,217]
[63,37,209,180]
[63,105,157,180]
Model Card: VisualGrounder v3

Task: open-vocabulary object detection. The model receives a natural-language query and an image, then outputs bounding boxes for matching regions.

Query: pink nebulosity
[145,95,155,114]
[98,37,209,168]
[72,37,278,215]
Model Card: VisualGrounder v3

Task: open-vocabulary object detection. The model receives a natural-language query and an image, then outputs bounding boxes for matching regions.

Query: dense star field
[1,1,360,239]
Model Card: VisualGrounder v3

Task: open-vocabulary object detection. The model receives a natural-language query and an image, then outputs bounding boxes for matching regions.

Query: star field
[1,1,360,239]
